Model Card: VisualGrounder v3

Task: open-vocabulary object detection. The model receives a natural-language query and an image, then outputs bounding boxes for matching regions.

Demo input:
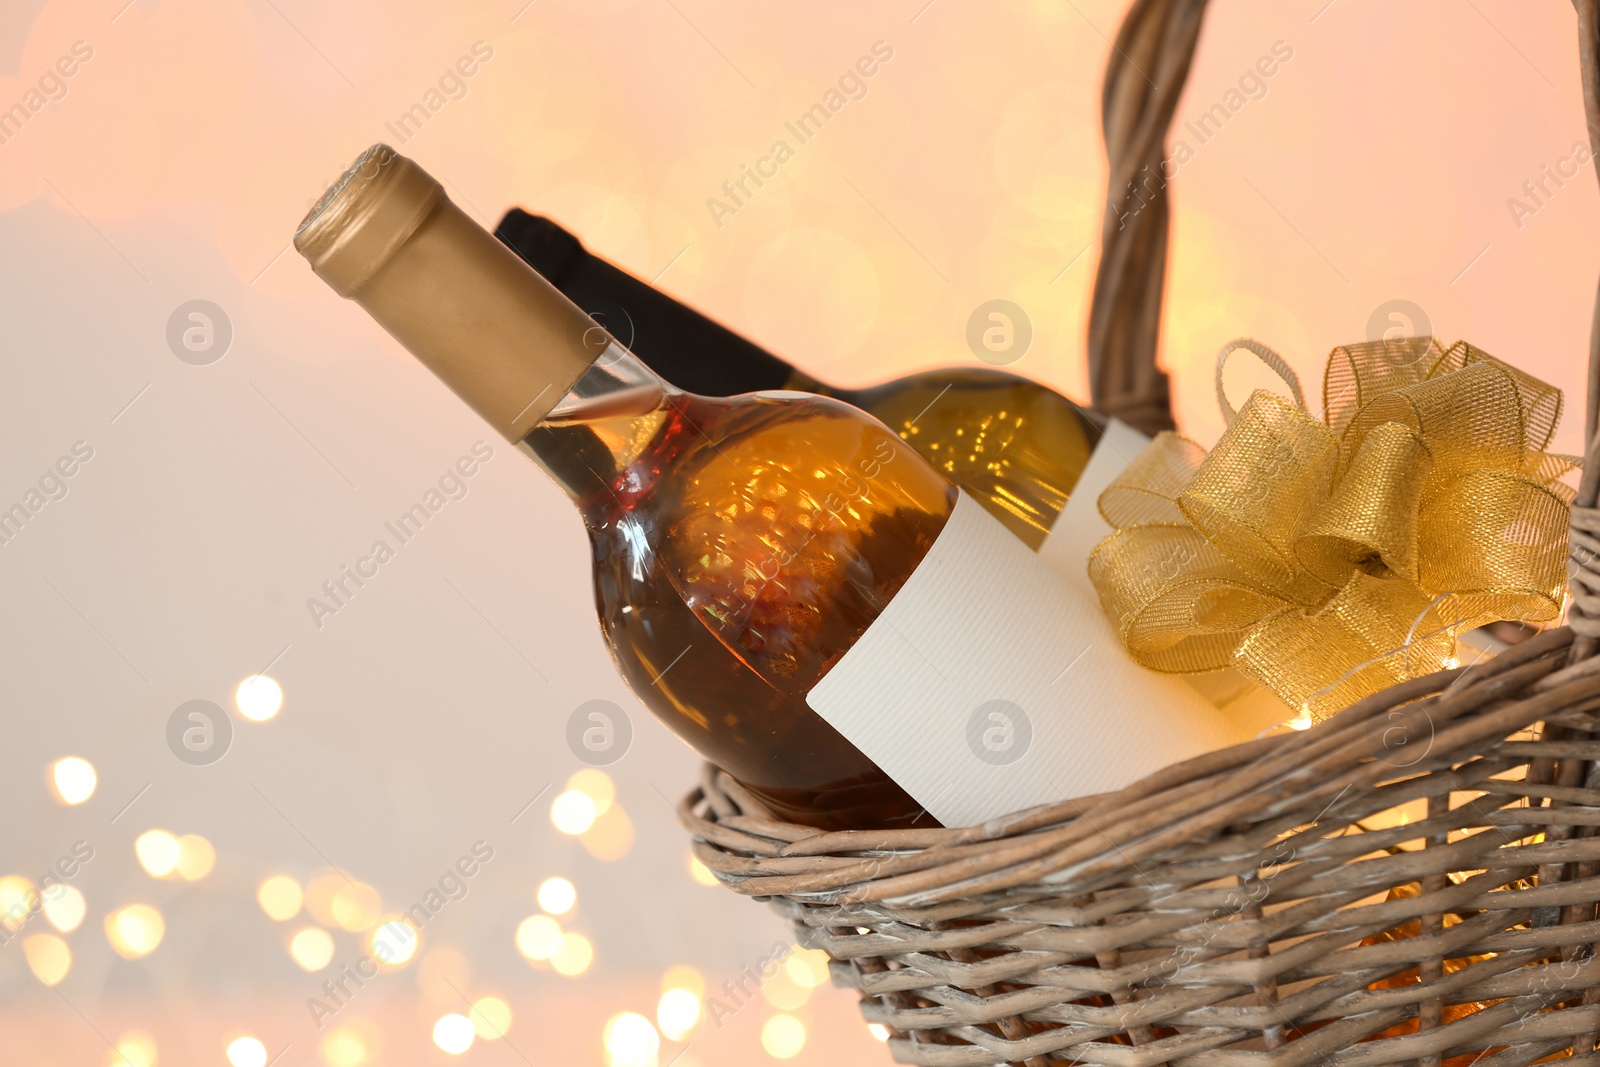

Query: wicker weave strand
[682,5,1600,1066]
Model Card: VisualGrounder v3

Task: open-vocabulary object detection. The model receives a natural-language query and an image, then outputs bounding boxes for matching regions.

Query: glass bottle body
[523,349,952,829]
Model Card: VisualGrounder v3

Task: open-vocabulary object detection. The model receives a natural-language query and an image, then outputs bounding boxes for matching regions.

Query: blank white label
[806,490,1249,828]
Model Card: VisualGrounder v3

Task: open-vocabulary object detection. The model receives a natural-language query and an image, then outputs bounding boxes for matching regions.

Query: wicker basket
[679,2,1600,1065]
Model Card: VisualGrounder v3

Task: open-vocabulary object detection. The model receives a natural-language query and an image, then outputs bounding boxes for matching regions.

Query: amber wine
[497,209,1101,549]
[297,146,1244,832]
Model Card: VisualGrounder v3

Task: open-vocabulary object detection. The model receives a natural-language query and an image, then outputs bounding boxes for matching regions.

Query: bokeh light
[23,933,71,986]
[318,1021,381,1067]
[289,926,335,971]
[567,768,615,814]
[226,1036,268,1067]
[760,967,811,1010]
[41,883,86,933]
[550,790,597,834]
[537,876,576,915]
[785,948,831,988]
[603,1012,660,1067]
[581,803,635,862]
[110,1031,157,1067]
[105,904,165,959]
[257,875,303,921]
[515,915,562,961]
[469,995,513,1039]
[0,875,38,932]
[368,916,419,967]
[868,1022,892,1041]
[303,871,345,926]
[134,829,181,878]
[656,987,700,1041]
[175,833,216,880]
[432,1013,475,1055]
[761,1014,807,1059]
[331,881,382,931]
[49,756,97,805]
[686,853,719,887]
[551,931,594,976]
[235,674,284,721]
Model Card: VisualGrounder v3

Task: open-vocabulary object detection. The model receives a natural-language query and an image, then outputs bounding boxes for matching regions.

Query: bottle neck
[518,345,684,522]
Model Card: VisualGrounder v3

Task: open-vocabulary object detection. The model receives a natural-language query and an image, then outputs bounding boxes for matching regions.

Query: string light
[175,834,216,880]
[104,904,165,959]
[469,996,513,1039]
[515,915,562,961]
[761,1014,807,1059]
[134,830,181,878]
[603,1012,659,1067]
[257,875,303,921]
[23,934,71,985]
[432,1014,475,1055]
[49,756,96,804]
[537,877,577,915]
[226,1036,268,1067]
[41,883,86,933]
[551,932,594,976]
[289,926,335,971]
[235,674,284,721]
[551,790,597,834]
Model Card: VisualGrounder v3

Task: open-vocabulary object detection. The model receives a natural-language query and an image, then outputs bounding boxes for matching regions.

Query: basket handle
[1089,0,1600,445]
[1090,0,1600,662]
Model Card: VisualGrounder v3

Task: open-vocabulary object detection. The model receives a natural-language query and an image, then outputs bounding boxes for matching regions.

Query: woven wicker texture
[681,2,1600,1064]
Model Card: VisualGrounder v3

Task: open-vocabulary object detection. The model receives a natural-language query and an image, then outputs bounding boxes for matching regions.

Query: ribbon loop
[1091,338,1577,721]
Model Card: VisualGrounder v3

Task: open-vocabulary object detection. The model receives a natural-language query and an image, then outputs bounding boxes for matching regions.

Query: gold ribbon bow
[1088,338,1577,721]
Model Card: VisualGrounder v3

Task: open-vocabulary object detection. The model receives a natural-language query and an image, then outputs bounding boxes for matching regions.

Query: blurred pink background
[0,0,1594,1064]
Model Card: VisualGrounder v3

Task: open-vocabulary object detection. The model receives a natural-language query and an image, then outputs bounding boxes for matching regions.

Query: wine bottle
[296,146,1245,832]
[495,209,1105,551]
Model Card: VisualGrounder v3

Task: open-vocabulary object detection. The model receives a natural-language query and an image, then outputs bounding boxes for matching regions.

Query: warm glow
[303,871,345,926]
[23,933,71,985]
[603,1012,660,1067]
[368,917,419,967]
[661,964,705,997]
[785,948,831,988]
[50,756,97,805]
[432,1014,475,1055]
[761,968,811,1010]
[319,1023,377,1067]
[551,931,594,976]
[581,803,635,862]
[686,853,719,887]
[331,881,382,931]
[105,904,165,959]
[515,915,563,961]
[175,834,216,880]
[257,875,303,921]
[0,876,38,932]
[236,674,284,721]
[550,790,597,835]
[567,768,616,815]
[657,987,701,1041]
[41,883,86,933]
[537,876,577,915]
[469,995,513,1039]
[110,1031,158,1067]
[226,1036,268,1067]
[868,1023,891,1041]
[289,926,335,971]
[134,829,181,878]
[1443,654,1461,669]
[761,1014,807,1059]
[418,948,473,1003]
